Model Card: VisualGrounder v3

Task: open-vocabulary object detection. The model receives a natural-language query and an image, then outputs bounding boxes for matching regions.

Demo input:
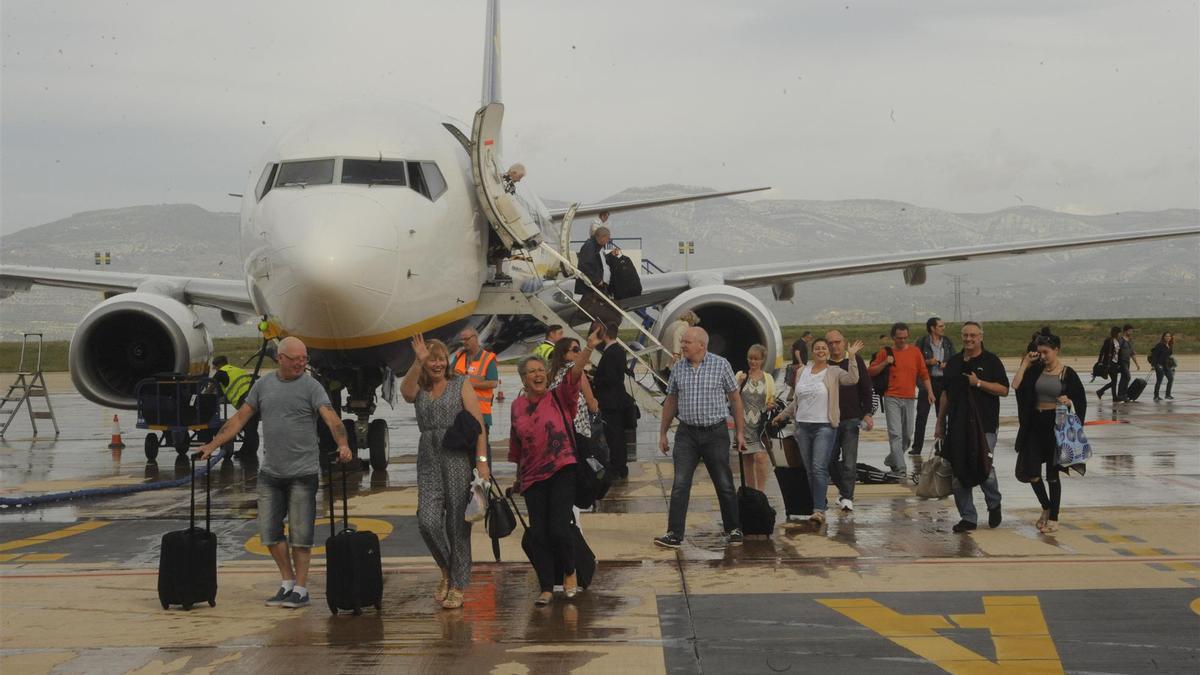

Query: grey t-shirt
[244,372,331,478]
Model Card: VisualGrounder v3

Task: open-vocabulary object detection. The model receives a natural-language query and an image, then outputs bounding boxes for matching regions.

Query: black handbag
[484,481,516,561]
[553,394,610,509]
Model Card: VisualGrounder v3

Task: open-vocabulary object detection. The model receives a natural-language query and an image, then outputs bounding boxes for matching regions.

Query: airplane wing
[0,265,257,317]
[630,225,1200,307]
[549,187,770,222]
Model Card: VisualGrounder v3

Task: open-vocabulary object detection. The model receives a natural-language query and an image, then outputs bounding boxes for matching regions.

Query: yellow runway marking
[243,517,394,556]
[820,595,1064,674]
[18,553,69,562]
[0,521,108,552]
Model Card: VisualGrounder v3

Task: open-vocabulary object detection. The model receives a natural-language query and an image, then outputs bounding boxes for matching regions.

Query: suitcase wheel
[374,602,382,611]
[327,598,337,615]
[161,602,169,610]
[208,599,216,607]
[352,608,362,616]
[182,603,192,611]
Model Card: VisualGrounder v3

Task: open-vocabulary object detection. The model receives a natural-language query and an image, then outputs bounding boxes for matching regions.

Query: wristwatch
[975,379,982,388]
[477,455,489,462]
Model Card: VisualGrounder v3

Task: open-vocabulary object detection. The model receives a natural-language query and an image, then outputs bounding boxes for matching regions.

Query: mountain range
[1,192,1197,340]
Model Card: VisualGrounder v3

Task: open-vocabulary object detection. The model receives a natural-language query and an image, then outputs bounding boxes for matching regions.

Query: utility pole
[947,274,966,322]
[678,241,694,271]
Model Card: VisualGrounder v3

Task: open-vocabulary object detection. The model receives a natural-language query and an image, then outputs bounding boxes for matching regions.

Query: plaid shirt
[667,352,737,426]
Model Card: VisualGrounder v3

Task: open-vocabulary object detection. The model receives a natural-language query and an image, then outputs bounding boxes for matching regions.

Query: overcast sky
[2,0,1197,234]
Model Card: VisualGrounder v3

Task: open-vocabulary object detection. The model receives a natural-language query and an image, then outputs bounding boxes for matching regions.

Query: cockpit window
[408,162,429,199]
[342,159,407,186]
[256,163,278,201]
[275,159,334,187]
[420,161,447,200]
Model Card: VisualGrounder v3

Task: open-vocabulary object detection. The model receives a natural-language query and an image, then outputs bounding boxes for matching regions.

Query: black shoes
[654,533,683,549]
[952,519,977,533]
[988,507,1002,528]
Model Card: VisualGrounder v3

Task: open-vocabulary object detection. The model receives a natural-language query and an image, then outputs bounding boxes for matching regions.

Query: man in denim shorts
[197,337,352,608]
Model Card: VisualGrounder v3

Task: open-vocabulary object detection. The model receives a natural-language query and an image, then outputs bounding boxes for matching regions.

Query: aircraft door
[470,103,542,251]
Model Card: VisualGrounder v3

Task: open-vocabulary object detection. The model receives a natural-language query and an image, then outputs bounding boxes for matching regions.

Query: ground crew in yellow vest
[533,324,563,362]
[211,355,260,457]
[452,328,500,433]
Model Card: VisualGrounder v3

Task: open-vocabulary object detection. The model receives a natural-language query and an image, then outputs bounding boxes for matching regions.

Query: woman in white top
[734,344,776,492]
[772,337,863,524]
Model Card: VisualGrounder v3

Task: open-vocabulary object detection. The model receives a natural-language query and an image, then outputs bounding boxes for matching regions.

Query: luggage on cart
[158,455,217,610]
[325,460,383,615]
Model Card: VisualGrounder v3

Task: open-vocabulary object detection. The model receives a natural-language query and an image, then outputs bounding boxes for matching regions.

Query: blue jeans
[793,422,837,512]
[951,433,1002,524]
[667,424,740,536]
[258,471,319,548]
[833,419,861,500]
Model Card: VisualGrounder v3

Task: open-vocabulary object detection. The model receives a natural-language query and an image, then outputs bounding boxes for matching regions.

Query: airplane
[2,0,1198,471]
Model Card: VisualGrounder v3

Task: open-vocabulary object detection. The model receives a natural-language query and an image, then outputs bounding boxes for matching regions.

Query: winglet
[481,0,502,106]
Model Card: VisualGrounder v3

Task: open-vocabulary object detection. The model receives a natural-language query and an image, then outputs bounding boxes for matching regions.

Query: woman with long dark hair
[1012,328,1087,533]
[1096,326,1123,401]
[1149,332,1176,401]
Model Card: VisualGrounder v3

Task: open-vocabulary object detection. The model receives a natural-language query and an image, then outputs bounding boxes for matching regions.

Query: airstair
[0,333,60,437]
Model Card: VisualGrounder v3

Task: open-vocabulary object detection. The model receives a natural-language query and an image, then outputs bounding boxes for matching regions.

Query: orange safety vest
[452,349,498,415]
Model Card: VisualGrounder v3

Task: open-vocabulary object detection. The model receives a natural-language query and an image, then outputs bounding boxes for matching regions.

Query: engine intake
[655,286,784,374]
[68,293,213,409]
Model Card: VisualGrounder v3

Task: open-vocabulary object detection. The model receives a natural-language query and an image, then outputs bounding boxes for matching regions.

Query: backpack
[871,347,893,395]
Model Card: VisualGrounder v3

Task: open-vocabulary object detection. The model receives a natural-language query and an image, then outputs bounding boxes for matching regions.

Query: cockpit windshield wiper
[366,178,406,188]
[279,181,308,189]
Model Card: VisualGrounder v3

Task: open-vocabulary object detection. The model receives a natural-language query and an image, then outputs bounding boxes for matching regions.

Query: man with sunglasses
[197,336,353,610]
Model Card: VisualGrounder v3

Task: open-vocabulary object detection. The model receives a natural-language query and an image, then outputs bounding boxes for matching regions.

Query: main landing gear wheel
[367,419,389,471]
[145,433,160,461]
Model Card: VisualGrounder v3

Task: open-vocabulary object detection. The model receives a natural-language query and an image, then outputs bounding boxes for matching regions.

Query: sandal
[1040,520,1059,534]
[534,592,553,606]
[1035,509,1049,531]
[435,576,449,603]
[442,588,464,609]
[564,573,579,599]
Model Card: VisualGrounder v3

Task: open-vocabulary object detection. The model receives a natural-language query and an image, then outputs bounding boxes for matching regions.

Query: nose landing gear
[316,367,390,472]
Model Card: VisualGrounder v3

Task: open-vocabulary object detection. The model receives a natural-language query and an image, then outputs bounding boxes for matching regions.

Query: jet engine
[68,293,214,409]
[655,286,784,373]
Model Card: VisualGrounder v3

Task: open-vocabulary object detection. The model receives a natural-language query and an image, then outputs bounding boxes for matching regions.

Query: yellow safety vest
[452,350,497,415]
[217,364,252,405]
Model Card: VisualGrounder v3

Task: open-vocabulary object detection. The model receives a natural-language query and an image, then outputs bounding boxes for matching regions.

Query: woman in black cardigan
[1011,328,1087,533]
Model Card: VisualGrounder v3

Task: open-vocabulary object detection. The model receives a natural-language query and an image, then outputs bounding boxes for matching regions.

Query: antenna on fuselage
[481,0,502,108]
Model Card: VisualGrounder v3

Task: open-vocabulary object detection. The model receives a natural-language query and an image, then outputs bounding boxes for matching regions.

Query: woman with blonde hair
[400,334,490,609]
[735,344,776,491]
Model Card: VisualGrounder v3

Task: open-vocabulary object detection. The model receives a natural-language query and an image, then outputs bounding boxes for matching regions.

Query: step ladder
[486,240,675,413]
[0,333,60,437]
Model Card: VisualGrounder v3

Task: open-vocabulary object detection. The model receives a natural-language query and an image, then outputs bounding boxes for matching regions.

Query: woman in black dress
[1011,328,1087,534]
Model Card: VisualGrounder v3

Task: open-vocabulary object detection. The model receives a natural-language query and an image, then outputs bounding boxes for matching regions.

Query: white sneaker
[786,514,806,524]
[839,498,854,512]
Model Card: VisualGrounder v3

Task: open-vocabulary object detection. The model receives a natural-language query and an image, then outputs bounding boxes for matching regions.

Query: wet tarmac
[2,368,1198,673]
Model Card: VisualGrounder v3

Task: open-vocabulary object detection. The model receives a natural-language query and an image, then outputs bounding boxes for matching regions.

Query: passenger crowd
[193,317,1174,611]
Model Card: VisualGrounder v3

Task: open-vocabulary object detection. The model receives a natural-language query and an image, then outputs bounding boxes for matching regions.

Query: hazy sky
[2,0,1197,233]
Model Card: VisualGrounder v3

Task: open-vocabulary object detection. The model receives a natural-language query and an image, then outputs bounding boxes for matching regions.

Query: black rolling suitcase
[768,435,813,518]
[737,452,776,535]
[325,461,383,615]
[1126,377,1147,401]
[158,455,217,610]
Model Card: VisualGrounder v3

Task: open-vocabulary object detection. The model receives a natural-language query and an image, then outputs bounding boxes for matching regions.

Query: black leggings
[1096,363,1122,398]
[523,464,577,592]
[1026,409,1062,520]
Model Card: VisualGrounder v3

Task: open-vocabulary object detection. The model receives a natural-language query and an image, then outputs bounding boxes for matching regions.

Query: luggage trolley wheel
[145,433,160,461]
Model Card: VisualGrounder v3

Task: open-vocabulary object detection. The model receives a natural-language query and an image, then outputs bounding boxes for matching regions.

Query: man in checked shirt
[654,327,748,549]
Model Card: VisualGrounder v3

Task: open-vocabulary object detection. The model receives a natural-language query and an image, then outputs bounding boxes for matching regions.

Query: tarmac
[1,366,1198,674]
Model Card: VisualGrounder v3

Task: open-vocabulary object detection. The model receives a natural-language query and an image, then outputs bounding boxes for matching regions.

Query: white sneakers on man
[838,498,854,512]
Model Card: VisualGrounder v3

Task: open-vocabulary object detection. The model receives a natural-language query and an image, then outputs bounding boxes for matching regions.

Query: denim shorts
[257,471,319,548]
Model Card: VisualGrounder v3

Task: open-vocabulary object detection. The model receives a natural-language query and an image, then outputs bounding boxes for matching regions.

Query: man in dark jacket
[575,227,618,296]
[912,317,955,455]
[825,330,874,512]
[593,321,630,479]
[936,321,1008,533]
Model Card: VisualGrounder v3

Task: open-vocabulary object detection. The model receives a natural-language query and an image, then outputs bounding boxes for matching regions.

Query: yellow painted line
[0,521,109,552]
[0,553,23,562]
[1089,534,1142,544]
[243,517,394,557]
[820,595,1064,674]
[291,301,478,350]
[1118,547,1174,557]
[18,553,67,562]
[1161,561,1200,571]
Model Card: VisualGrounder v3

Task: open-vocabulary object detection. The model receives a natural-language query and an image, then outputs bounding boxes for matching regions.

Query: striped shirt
[667,352,737,426]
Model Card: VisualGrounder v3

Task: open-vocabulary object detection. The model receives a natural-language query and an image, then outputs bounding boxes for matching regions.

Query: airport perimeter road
[2,372,1198,673]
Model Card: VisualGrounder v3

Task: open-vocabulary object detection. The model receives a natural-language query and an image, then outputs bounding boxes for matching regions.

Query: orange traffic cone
[108,414,126,449]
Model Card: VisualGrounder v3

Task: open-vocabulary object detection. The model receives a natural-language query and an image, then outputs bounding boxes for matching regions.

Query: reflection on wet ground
[1,371,1198,673]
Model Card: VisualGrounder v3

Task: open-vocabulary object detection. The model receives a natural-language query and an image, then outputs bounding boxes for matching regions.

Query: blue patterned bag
[1054,404,1091,467]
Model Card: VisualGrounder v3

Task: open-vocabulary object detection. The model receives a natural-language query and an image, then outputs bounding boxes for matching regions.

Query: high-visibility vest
[217,364,252,405]
[452,350,498,415]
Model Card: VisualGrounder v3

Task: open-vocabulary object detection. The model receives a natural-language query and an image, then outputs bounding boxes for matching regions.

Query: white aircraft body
[2,0,1198,469]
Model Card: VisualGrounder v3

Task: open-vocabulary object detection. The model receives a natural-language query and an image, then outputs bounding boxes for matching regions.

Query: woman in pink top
[509,325,602,606]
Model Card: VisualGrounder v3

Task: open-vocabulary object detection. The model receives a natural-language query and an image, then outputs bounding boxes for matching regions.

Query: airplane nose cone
[262,191,400,342]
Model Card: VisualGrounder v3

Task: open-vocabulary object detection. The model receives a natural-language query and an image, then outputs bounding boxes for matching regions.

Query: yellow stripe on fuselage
[291,301,477,351]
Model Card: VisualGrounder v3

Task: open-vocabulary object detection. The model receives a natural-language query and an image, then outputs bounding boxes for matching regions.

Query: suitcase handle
[189,453,212,532]
[326,456,352,537]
